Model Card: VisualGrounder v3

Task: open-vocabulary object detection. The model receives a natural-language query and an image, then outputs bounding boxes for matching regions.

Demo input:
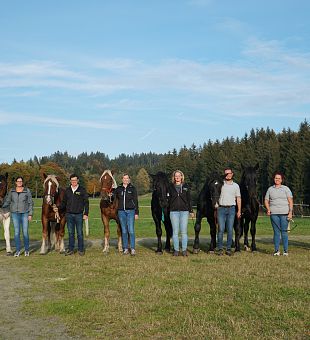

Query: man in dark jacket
[60,174,89,256]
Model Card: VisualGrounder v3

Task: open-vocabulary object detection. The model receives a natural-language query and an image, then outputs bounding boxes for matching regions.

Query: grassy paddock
[0,195,309,339]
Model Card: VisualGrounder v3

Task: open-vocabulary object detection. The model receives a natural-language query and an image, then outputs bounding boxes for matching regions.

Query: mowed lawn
[0,194,309,339]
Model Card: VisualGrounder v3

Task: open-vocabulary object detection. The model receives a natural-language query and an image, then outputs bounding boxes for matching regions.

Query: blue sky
[0,0,309,163]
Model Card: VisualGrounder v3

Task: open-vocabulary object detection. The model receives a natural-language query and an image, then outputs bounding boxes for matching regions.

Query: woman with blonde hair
[168,170,194,256]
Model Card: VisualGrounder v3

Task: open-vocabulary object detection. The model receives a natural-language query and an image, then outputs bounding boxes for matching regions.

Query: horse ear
[254,163,259,170]
[56,176,60,181]
[111,169,115,175]
[43,173,47,179]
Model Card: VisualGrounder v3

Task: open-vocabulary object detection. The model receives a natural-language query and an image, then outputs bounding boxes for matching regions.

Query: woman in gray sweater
[3,176,33,256]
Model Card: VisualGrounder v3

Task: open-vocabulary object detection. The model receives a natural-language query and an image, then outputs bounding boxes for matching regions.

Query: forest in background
[1,120,309,204]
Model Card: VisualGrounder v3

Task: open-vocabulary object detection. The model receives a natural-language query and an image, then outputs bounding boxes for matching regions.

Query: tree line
[1,120,309,204]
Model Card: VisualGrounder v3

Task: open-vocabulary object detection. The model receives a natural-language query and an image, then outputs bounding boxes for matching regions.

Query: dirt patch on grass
[0,254,73,340]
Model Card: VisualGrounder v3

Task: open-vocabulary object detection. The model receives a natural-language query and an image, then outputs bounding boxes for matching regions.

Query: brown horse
[100,170,122,253]
[40,174,66,254]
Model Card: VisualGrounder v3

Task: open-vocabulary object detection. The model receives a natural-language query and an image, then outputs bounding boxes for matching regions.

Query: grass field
[0,194,309,339]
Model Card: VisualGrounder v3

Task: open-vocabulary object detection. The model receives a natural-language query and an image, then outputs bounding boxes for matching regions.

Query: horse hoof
[40,251,47,255]
[208,250,215,254]
[193,248,200,254]
[155,250,163,255]
[244,246,250,252]
[164,248,171,253]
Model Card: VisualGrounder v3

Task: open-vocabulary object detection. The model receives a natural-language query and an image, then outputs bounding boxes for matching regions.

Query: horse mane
[99,170,117,189]
[43,175,60,190]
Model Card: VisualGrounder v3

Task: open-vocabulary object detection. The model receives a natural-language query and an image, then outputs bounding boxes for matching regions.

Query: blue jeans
[170,211,189,252]
[11,212,29,252]
[270,214,289,253]
[66,213,84,252]
[217,206,235,251]
[118,210,135,250]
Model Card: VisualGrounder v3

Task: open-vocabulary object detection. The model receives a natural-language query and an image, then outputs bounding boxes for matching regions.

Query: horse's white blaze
[0,212,12,252]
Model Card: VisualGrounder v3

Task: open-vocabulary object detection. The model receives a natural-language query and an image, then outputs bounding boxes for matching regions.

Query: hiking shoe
[130,249,136,256]
[14,251,20,257]
[283,252,288,256]
[173,251,179,256]
[78,251,85,256]
[24,251,30,257]
[182,250,188,257]
[273,251,280,256]
[123,249,129,255]
[217,249,223,256]
[225,250,233,256]
[65,250,74,256]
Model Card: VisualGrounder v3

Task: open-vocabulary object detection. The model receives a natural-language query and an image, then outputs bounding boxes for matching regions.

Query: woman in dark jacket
[168,170,194,256]
[114,173,139,256]
[3,176,33,257]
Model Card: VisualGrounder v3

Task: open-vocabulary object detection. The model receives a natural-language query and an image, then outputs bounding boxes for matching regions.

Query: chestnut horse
[0,173,12,254]
[100,170,122,253]
[40,174,66,254]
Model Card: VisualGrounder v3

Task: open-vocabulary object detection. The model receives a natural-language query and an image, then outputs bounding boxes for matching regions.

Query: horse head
[100,170,117,201]
[0,172,8,207]
[240,163,259,199]
[43,173,60,205]
[150,172,170,209]
[208,173,224,209]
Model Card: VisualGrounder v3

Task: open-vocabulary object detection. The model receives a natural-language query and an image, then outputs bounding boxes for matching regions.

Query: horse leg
[250,219,257,252]
[234,217,241,252]
[40,217,49,255]
[58,217,66,254]
[163,218,172,252]
[193,212,203,254]
[102,215,110,254]
[116,220,123,253]
[3,215,12,253]
[154,214,163,254]
[243,217,250,251]
[54,222,61,251]
[208,218,217,253]
[50,222,56,250]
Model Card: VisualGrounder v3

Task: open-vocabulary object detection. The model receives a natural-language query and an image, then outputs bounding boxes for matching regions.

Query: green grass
[0,194,309,339]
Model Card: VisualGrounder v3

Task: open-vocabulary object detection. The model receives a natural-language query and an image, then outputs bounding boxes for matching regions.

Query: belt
[219,205,235,208]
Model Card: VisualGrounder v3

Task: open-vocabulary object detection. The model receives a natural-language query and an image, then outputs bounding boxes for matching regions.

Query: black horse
[150,172,173,254]
[193,173,224,253]
[238,164,260,251]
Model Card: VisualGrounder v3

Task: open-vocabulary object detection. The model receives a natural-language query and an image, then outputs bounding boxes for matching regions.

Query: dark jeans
[66,213,84,252]
[118,209,135,250]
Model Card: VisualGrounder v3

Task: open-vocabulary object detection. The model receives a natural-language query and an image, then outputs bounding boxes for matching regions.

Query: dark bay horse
[193,174,224,253]
[100,170,122,253]
[150,172,173,254]
[238,164,259,251]
[40,174,66,254]
[0,173,12,254]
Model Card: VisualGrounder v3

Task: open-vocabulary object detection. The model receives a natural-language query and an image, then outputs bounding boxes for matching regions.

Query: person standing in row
[168,170,194,257]
[217,167,241,256]
[60,174,89,256]
[3,176,33,257]
[264,171,293,256]
[115,173,139,256]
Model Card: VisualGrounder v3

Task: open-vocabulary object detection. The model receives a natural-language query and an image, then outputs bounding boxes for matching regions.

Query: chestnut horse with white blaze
[40,174,66,254]
[0,173,12,254]
[100,170,122,253]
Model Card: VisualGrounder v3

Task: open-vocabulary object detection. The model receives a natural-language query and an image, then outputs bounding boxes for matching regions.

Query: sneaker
[65,250,74,256]
[217,249,223,256]
[283,252,288,256]
[123,249,129,255]
[225,250,233,256]
[182,250,188,257]
[273,251,280,256]
[173,251,179,256]
[130,249,136,256]
[24,251,30,257]
[14,251,20,257]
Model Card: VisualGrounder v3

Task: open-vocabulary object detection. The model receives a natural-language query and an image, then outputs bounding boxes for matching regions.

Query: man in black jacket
[60,174,89,256]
